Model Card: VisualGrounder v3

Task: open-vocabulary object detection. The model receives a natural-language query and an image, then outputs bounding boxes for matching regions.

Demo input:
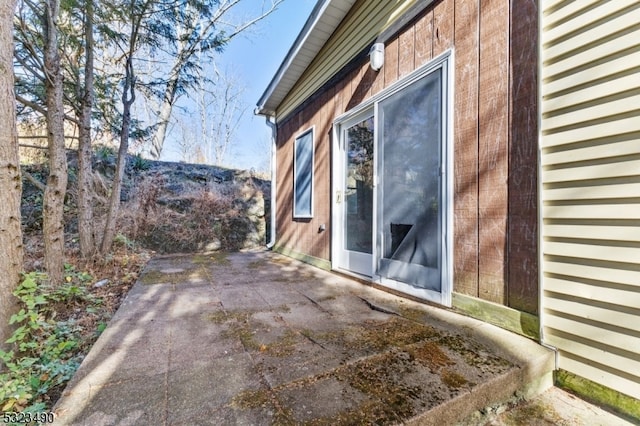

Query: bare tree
[0,0,23,346]
[42,0,68,284]
[176,121,204,163]
[197,68,246,166]
[99,0,145,255]
[148,0,285,159]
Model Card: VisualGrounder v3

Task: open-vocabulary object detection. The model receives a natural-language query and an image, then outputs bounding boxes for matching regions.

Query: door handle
[336,190,342,204]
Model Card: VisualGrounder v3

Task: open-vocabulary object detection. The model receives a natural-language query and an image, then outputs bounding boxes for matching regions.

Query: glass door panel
[334,113,374,277]
[376,69,443,291]
[345,117,374,254]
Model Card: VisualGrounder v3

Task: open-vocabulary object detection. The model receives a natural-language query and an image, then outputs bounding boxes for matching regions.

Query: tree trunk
[149,76,179,159]
[0,0,23,348]
[43,0,68,284]
[77,0,96,258]
[100,56,135,255]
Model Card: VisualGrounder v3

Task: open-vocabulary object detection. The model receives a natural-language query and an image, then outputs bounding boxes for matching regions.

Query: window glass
[294,129,314,218]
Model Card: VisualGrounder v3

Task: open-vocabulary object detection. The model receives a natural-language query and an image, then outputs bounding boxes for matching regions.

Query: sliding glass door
[376,69,443,294]
[332,52,451,305]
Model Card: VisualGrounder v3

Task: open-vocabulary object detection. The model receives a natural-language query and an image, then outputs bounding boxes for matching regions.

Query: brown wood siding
[274,0,538,314]
[478,0,509,304]
[414,10,434,67]
[453,0,479,298]
[508,0,538,314]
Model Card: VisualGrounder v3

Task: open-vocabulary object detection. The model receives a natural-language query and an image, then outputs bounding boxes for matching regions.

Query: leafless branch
[22,171,46,192]
[16,94,80,125]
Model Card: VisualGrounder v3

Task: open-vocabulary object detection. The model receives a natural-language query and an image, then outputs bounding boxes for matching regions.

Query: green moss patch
[408,341,454,372]
[332,351,424,422]
[499,399,562,425]
[211,306,297,356]
[306,317,440,354]
[438,334,511,370]
[192,252,229,265]
[441,369,468,389]
[556,369,640,422]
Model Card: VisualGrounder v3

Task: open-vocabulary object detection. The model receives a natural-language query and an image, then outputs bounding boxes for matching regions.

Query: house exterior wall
[540,0,640,400]
[276,0,420,119]
[275,0,538,315]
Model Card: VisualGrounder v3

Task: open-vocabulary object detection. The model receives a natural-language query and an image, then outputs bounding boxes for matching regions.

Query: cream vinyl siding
[276,0,418,119]
[540,0,640,400]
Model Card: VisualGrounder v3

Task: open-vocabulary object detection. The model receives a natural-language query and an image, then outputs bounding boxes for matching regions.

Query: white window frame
[293,127,315,218]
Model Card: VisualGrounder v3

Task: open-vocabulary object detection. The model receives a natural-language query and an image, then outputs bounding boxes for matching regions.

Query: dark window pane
[294,130,314,217]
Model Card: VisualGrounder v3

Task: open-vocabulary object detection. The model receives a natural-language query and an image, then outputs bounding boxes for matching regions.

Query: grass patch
[501,400,561,425]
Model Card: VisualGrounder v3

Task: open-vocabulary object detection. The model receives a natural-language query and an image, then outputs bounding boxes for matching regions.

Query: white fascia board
[255,0,356,117]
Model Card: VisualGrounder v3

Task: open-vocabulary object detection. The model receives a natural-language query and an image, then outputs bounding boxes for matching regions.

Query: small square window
[293,128,314,218]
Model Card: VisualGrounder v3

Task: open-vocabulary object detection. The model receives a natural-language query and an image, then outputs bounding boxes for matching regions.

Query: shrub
[0,267,102,412]
[130,154,151,173]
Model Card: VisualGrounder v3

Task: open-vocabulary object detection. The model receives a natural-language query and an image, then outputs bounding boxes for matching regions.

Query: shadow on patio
[53,250,553,425]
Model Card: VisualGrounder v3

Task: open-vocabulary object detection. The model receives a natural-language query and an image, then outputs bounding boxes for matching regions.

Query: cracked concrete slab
[54,250,623,425]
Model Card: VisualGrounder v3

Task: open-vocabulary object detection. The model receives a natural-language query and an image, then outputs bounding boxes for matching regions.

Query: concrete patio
[53,250,559,425]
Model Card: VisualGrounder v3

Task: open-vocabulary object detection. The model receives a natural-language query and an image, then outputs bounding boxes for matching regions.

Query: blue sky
[161,0,317,171]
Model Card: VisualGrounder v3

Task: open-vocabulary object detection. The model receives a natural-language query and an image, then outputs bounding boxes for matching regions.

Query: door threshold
[331,267,373,285]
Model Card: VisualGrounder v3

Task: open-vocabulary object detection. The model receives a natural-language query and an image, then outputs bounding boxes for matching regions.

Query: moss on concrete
[408,341,453,372]
[500,400,560,425]
[437,334,511,369]
[441,369,468,389]
[139,266,209,285]
[209,306,295,355]
[397,305,429,323]
[247,260,267,269]
[192,252,229,265]
[332,351,424,422]
[232,388,295,425]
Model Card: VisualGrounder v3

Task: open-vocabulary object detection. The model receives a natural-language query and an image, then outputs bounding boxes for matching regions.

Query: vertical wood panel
[478,0,509,304]
[277,119,295,249]
[275,0,539,314]
[508,0,538,314]
[334,76,347,117]
[318,89,331,260]
[414,10,434,67]
[349,62,375,110]
[370,59,385,97]
[453,0,480,297]
[398,24,415,78]
[383,35,399,87]
[433,0,454,56]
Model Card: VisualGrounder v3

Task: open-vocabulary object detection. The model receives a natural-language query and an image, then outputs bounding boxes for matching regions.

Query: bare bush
[119,175,259,253]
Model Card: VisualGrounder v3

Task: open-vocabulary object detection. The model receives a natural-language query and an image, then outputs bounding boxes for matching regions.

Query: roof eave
[255,0,356,117]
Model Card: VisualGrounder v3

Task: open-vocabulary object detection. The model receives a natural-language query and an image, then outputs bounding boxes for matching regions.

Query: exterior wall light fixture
[369,43,384,71]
